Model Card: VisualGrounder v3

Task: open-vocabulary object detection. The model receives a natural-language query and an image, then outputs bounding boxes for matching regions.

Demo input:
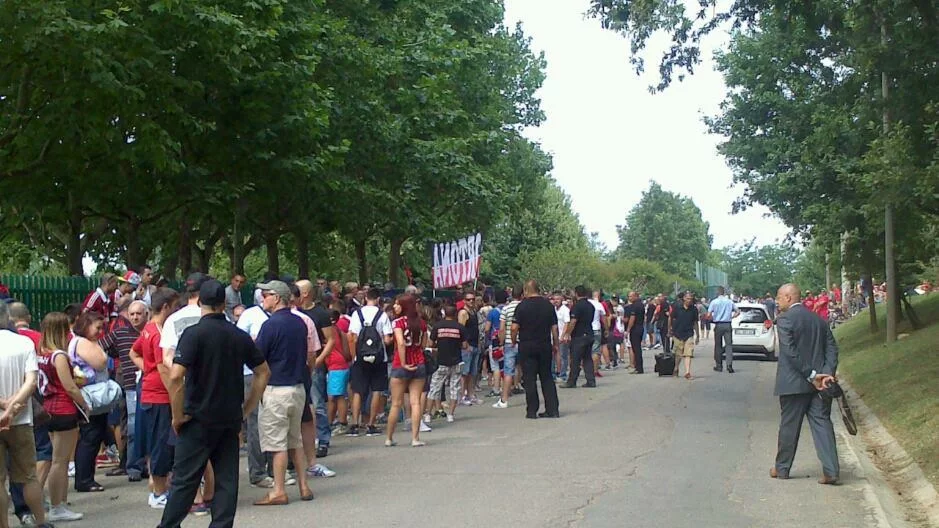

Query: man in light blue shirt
[708,287,739,373]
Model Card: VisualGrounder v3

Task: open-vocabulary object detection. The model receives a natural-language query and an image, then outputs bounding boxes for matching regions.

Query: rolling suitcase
[654,352,675,376]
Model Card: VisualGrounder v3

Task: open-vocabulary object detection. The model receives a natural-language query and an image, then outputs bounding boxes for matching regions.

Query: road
[12,339,889,528]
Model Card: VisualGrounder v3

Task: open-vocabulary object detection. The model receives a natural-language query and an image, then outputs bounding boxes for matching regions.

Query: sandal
[684,373,693,380]
[76,483,105,492]
[300,489,315,501]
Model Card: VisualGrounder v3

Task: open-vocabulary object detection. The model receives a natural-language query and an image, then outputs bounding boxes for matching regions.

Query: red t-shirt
[815,294,830,319]
[17,328,41,352]
[832,287,842,303]
[134,322,169,404]
[803,296,815,311]
[391,317,427,369]
[82,288,112,320]
[39,350,78,416]
[326,317,352,372]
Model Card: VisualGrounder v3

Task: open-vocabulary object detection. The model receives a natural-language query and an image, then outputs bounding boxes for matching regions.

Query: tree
[719,241,797,298]
[615,182,713,278]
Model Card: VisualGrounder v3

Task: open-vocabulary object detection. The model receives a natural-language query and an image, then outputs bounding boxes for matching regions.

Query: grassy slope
[835,294,939,489]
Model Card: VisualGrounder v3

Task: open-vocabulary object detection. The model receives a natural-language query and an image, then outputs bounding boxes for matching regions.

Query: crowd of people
[0,264,853,527]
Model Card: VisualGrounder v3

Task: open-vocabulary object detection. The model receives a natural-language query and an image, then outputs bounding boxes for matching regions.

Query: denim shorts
[502,344,519,377]
[592,331,602,354]
[327,369,350,397]
[461,347,480,376]
[34,425,52,462]
[390,364,428,380]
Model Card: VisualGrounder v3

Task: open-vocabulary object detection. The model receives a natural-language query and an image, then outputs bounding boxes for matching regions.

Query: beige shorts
[0,425,38,484]
[259,385,306,452]
[673,337,695,358]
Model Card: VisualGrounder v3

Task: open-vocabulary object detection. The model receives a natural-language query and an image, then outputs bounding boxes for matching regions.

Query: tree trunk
[840,231,850,309]
[125,217,142,271]
[355,238,368,285]
[824,253,831,293]
[296,230,310,280]
[266,233,280,275]
[863,270,878,334]
[388,237,403,287]
[66,193,83,276]
[178,217,193,276]
[881,23,898,344]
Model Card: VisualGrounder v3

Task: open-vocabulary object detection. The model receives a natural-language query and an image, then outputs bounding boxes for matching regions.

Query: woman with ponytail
[386,294,428,447]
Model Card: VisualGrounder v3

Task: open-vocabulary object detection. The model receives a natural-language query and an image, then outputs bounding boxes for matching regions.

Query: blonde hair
[40,311,72,353]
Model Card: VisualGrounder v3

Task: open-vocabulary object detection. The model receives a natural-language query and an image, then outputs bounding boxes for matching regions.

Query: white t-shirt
[160,304,202,353]
[555,305,571,336]
[588,299,606,331]
[236,305,270,375]
[0,330,39,426]
[348,305,393,337]
[348,305,393,362]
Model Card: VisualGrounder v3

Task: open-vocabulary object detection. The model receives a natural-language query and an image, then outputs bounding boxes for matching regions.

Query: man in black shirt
[428,306,467,422]
[623,291,646,374]
[645,298,658,349]
[563,285,596,388]
[160,280,270,528]
[654,294,672,356]
[669,292,700,379]
[512,280,560,418]
[297,281,335,458]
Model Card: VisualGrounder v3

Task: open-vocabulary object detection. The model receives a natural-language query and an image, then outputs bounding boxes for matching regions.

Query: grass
[835,294,939,489]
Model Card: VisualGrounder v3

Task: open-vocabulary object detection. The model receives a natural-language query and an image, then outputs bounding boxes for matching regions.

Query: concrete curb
[842,380,939,527]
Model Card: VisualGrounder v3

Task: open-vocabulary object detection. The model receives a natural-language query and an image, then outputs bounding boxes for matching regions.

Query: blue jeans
[557,342,570,379]
[311,367,330,447]
[127,382,147,476]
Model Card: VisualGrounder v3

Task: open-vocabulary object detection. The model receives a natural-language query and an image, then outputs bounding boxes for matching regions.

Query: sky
[502,0,792,251]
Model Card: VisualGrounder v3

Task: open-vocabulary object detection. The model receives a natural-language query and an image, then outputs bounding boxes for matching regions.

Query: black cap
[198,279,226,306]
[185,272,210,293]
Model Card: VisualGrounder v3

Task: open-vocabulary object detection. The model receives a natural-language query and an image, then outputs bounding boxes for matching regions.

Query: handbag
[31,392,51,427]
[820,382,857,436]
[81,380,123,416]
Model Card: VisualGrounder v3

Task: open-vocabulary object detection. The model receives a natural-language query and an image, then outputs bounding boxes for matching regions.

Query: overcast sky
[503,0,792,251]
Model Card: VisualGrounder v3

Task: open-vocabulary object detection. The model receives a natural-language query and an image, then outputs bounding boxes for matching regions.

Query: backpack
[356,308,385,363]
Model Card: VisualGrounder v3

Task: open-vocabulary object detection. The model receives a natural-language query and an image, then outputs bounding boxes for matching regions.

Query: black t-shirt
[174,313,265,427]
[513,296,557,348]
[302,305,333,353]
[645,303,656,324]
[671,303,698,341]
[462,310,479,347]
[430,320,465,367]
[625,301,645,334]
[570,298,595,339]
[655,301,672,328]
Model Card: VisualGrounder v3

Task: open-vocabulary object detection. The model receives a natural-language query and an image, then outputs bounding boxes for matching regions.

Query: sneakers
[471,396,483,405]
[459,397,473,406]
[346,425,360,437]
[306,463,336,478]
[365,425,381,437]
[486,389,500,398]
[316,445,328,458]
[148,492,168,509]
[419,420,432,433]
[67,462,75,478]
[331,423,348,436]
[422,413,433,423]
[286,470,297,486]
[384,439,397,447]
[410,440,426,447]
[48,504,84,521]
[189,502,209,516]
[492,399,508,409]
[251,477,275,488]
[446,413,454,423]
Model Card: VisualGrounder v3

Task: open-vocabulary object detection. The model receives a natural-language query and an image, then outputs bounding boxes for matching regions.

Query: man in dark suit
[771,284,840,484]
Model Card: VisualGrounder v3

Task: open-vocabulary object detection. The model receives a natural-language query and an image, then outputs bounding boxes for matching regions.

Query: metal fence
[695,261,729,300]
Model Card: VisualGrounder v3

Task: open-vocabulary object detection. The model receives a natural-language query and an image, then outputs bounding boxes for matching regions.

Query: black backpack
[356,308,384,363]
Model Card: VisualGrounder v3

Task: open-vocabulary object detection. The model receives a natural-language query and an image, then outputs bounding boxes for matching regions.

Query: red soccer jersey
[134,322,169,404]
[391,317,426,369]
[82,288,112,320]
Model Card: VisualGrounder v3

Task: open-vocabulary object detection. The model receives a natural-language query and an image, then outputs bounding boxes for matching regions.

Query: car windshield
[738,307,768,323]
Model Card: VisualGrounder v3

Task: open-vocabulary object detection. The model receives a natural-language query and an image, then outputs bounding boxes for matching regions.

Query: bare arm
[129,347,145,372]
[244,362,271,418]
[77,338,108,371]
[511,322,520,346]
[314,325,337,368]
[167,363,188,422]
[394,328,408,366]
[54,353,88,411]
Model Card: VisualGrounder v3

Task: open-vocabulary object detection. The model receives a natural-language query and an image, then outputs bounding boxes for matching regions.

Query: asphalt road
[8,338,889,528]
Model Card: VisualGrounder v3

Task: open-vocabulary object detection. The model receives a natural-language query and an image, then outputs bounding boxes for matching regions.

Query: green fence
[695,261,729,301]
[0,275,257,329]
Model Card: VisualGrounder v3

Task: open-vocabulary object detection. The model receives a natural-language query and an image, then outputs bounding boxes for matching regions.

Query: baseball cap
[256,280,291,300]
[198,279,226,306]
[118,271,142,286]
[185,272,210,293]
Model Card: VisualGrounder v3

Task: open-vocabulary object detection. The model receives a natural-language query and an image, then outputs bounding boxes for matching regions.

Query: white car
[731,303,777,361]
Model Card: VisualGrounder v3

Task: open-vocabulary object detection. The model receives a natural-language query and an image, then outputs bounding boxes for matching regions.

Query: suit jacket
[774,303,839,396]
